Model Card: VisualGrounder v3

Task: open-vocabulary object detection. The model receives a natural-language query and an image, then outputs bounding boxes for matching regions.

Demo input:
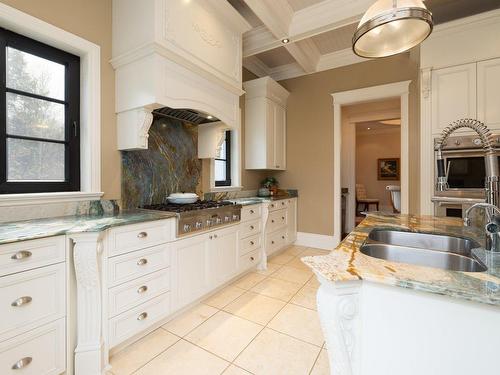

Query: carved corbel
[117,107,154,150]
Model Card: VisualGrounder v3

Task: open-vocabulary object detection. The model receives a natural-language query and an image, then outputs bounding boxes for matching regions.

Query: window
[0,28,80,194]
[215,130,231,187]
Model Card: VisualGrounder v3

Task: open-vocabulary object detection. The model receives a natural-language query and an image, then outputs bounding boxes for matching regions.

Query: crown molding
[243,55,272,78]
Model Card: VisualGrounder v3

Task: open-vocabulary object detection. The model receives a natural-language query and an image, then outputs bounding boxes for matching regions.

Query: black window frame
[215,130,231,187]
[0,28,80,194]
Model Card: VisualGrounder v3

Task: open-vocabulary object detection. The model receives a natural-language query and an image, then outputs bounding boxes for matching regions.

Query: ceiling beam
[285,39,321,73]
[243,56,272,78]
[242,0,294,39]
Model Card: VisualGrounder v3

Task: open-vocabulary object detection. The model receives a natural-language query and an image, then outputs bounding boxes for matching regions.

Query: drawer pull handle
[137,232,148,238]
[137,312,148,321]
[11,296,32,307]
[271,241,275,244]
[250,241,255,245]
[250,225,254,230]
[270,204,275,208]
[282,202,285,205]
[250,256,255,261]
[137,258,148,266]
[214,234,218,239]
[11,357,32,370]
[271,220,275,223]
[282,236,285,239]
[250,210,255,214]
[11,251,32,260]
[209,235,213,240]
[137,285,148,294]
[282,217,285,220]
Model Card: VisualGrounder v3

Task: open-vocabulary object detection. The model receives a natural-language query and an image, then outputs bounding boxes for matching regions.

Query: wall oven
[433,134,500,217]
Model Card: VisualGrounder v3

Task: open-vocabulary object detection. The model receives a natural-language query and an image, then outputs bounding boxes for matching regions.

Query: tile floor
[108,245,331,375]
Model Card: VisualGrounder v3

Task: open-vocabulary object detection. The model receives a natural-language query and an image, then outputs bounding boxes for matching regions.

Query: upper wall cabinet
[244,77,290,170]
[477,58,500,129]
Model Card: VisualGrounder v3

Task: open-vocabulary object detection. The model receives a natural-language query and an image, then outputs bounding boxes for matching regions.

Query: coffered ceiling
[229,0,500,82]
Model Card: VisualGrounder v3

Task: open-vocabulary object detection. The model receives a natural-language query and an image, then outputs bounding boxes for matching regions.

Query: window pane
[215,160,226,182]
[7,138,65,181]
[7,93,65,141]
[217,138,227,160]
[6,47,65,101]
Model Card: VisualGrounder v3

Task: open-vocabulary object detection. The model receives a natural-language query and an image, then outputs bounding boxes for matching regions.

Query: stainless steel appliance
[434,132,500,200]
[141,200,241,237]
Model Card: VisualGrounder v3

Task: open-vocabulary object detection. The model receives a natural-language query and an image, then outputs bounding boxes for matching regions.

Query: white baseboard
[295,232,339,250]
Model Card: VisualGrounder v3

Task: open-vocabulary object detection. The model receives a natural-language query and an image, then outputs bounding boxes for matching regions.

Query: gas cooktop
[141,200,235,213]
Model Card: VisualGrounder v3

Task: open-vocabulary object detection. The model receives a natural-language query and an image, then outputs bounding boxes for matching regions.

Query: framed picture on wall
[378,158,400,180]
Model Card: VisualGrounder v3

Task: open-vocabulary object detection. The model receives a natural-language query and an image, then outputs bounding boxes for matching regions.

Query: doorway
[332,81,411,245]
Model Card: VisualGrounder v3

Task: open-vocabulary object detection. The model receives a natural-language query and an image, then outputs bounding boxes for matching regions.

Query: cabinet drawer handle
[250,241,254,245]
[281,216,285,220]
[11,251,32,260]
[137,285,148,294]
[270,204,275,208]
[11,357,32,370]
[209,235,213,240]
[250,209,255,214]
[214,234,218,239]
[11,296,32,307]
[271,241,275,244]
[282,236,285,239]
[250,256,255,261]
[282,202,285,206]
[250,225,254,230]
[137,312,148,321]
[137,258,148,266]
[137,232,148,238]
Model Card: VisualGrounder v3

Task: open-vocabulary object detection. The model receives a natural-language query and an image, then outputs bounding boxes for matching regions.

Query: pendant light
[352,0,433,58]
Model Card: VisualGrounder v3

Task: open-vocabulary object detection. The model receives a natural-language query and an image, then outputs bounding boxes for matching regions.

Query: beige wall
[0,0,120,199]
[276,50,420,236]
[356,128,401,210]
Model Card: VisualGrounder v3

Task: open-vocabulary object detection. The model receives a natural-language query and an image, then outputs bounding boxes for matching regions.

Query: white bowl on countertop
[166,193,199,204]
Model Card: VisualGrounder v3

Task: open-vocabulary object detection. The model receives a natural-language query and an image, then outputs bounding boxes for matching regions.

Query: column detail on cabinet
[244,77,290,170]
[70,232,106,375]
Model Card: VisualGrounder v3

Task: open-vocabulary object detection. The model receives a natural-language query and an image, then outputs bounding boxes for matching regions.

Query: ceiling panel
[227,0,263,27]
[255,47,296,68]
[287,0,326,12]
[426,0,500,24]
[311,23,357,54]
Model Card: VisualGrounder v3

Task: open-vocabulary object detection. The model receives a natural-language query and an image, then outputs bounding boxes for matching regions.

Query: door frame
[331,81,411,245]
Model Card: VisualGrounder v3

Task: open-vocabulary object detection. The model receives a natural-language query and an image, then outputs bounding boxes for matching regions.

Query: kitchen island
[304,212,500,375]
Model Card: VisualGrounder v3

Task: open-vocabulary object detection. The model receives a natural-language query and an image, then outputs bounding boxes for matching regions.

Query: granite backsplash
[121,117,202,209]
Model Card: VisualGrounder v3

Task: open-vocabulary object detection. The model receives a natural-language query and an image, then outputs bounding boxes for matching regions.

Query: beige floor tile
[268,252,296,265]
[290,286,318,310]
[232,272,266,290]
[250,277,302,302]
[310,349,330,375]
[223,364,252,375]
[223,291,286,325]
[281,245,307,257]
[110,328,178,375]
[234,328,320,375]
[134,339,229,375]
[301,248,330,257]
[272,265,312,285]
[203,285,245,309]
[163,304,218,337]
[286,257,312,271]
[305,275,321,289]
[185,310,263,361]
[255,262,282,276]
[268,304,324,346]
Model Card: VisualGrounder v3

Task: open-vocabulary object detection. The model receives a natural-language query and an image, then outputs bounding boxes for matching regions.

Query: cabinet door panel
[431,63,476,134]
[478,58,500,130]
[211,229,238,286]
[266,100,275,169]
[274,104,286,170]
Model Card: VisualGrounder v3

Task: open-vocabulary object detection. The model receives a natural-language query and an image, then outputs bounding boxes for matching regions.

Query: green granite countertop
[0,210,177,245]
[303,212,500,307]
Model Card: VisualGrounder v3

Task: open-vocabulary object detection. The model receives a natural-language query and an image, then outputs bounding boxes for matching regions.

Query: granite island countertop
[0,210,177,245]
[303,212,500,306]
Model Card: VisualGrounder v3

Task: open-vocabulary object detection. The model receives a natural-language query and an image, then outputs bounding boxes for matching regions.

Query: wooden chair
[355,184,379,214]
[386,185,401,213]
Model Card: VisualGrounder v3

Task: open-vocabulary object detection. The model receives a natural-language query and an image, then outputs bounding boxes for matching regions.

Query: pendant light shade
[353,0,433,58]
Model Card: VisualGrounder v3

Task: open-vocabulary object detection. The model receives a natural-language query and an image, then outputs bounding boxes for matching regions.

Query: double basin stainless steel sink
[360,228,487,272]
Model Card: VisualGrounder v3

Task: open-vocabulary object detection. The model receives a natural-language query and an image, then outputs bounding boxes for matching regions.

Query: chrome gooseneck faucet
[435,119,500,252]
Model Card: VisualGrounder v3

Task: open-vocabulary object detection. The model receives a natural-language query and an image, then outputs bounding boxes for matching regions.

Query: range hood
[111,0,251,152]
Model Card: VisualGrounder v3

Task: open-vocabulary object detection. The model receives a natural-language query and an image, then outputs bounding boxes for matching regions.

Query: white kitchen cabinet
[209,226,239,286]
[477,57,500,129]
[286,198,298,243]
[244,77,290,170]
[431,63,477,134]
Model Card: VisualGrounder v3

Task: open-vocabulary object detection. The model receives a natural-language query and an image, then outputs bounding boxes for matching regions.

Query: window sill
[210,186,243,193]
[0,191,103,207]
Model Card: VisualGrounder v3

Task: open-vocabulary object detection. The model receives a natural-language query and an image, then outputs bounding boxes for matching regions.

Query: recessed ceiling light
[281,38,290,44]
[367,127,371,130]
[207,115,214,119]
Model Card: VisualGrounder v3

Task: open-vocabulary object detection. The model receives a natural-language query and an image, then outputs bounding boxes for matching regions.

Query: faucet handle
[464,217,471,226]
[486,222,500,234]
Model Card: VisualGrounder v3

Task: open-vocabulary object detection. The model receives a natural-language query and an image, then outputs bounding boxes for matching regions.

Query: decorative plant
[261,177,278,188]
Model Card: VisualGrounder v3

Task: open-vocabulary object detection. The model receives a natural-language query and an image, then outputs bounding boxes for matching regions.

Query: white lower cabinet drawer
[239,249,261,271]
[267,209,287,233]
[240,219,261,239]
[266,229,288,255]
[0,263,65,337]
[107,244,170,287]
[0,319,65,375]
[241,204,262,222]
[108,268,171,317]
[240,233,261,256]
[109,292,171,347]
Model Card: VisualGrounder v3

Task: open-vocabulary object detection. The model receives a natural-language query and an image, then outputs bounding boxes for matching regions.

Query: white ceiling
[231,0,500,82]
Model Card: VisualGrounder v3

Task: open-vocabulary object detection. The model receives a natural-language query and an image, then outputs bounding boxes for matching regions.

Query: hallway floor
[108,246,330,375]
